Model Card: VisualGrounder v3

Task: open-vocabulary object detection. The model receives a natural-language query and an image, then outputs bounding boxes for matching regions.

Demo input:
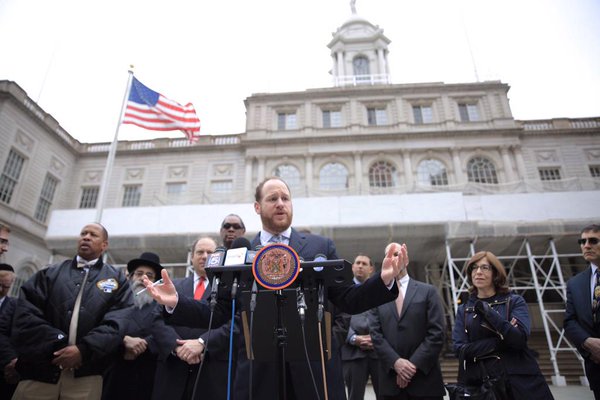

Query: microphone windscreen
[231,237,252,250]
[313,254,327,261]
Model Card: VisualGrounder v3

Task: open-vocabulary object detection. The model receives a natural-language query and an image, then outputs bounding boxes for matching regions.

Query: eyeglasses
[578,237,599,246]
[222,223,243,230]
[469,264,492,273]
[132,271,156,280]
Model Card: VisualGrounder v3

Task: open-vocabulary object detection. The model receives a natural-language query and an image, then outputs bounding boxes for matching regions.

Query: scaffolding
[428,237,588,386]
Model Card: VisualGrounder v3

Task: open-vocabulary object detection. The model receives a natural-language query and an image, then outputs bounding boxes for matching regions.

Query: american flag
[122,77,201,142]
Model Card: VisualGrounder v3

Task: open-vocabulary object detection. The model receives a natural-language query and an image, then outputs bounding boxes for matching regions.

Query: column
[452,149,465,184]
[337,52,345,80]
[244,157,253,196]
[500,146,516,182]
[257,158,266,182]
[402,150,413,190]
[353,151,363,194]
[513,146,527,181]
[377,48,385,76]
[305,154,313,196]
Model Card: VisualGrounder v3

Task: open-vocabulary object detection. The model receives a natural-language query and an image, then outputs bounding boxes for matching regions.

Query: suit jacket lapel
[183,276,194,298]
[398,279,417,323]
[582,267,594,319]
[288,228,307,255]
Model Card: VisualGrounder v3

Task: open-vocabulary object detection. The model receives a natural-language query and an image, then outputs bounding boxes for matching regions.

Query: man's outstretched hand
[142,269,178,308]
[380,242,409,286]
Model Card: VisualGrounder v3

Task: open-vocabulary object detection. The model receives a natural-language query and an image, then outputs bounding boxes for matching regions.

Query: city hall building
[1,9,599,385]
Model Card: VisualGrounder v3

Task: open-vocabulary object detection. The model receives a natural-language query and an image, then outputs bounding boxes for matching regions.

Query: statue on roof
[350,0,357,14]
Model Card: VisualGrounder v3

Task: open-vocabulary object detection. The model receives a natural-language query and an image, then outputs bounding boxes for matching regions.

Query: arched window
[319,162,348,190]
[273,164,301,192]
[467,157,498,184]
[417,159,448,186]
[369,161,397,188]
[353,56,370,77]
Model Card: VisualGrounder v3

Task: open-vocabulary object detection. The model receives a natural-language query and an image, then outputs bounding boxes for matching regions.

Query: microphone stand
[317,282,329,400]
[275,289,288,400]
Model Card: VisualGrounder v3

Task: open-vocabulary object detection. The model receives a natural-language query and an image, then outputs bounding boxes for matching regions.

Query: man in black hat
[0,263,18,400]
[102,252,165,400]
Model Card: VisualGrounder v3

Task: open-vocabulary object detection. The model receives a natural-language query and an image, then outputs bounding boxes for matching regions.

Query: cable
[190,275,220,399]
[226,295,237,400]
[248,280,258,400]
[316,283,329,400]
[317,320,328,400]
[299,301,321,400]
[191,302,215,400]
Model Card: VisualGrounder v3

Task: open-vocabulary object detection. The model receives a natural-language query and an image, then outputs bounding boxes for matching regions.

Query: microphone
[317,283,325,323]
[250,280,258,312]
[207,246,226,268]
[210,275,220,311]
[224,237,252,266]
[296,286,307,322]
[245,244,263,264]
[313,253,326,272]
[226,237,252,298]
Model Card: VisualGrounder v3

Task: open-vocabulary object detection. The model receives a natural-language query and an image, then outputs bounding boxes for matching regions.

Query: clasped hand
[175,339,204,365]
[393,357,416,388]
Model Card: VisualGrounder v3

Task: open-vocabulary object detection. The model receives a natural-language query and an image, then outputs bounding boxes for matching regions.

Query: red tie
[194,277,206,300]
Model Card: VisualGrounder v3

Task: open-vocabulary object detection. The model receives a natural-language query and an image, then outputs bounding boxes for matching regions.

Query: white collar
[260,227,292,245]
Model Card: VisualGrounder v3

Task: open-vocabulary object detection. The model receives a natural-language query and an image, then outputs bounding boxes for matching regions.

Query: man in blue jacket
[11,223,132,400]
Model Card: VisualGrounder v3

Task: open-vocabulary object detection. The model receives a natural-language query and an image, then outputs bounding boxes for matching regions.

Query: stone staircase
[440,331,586,385]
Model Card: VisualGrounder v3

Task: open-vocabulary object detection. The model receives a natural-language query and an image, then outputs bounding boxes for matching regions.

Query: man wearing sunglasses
[220,214,246,249]
[564,224,600,400]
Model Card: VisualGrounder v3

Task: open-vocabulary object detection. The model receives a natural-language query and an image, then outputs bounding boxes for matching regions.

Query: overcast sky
[1,0,599,143]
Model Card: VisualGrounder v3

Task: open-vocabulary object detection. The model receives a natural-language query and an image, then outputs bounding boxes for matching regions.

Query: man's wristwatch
[198,337,205,346]
[350,334,357,345]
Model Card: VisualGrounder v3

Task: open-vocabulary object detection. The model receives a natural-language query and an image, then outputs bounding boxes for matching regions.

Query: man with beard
[232,177,404,400]
[102,252,164,400]
[220,214,247,249]
[11,223,131,400]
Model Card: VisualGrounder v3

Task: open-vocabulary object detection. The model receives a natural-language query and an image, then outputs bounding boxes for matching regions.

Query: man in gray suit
[339,254,381,400]
[369,242,446,400]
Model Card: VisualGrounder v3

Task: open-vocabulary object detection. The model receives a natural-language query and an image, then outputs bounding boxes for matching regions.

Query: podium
[205,259,353,398]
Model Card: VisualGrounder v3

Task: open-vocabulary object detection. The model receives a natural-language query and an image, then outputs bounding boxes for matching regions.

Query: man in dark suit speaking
[233,176,404,400]
[564,224,600,400]
[368,242,446,400]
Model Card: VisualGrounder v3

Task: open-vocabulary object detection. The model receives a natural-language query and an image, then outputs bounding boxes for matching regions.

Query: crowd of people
[0,181,598,400]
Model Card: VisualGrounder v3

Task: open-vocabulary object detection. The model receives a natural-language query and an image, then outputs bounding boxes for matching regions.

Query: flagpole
[95,69,134,222]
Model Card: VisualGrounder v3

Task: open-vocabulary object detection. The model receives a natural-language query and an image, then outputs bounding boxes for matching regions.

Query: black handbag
[445,351,511,400]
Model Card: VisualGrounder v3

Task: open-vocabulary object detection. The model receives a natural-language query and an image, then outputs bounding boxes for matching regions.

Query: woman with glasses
[451,251,554,400]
